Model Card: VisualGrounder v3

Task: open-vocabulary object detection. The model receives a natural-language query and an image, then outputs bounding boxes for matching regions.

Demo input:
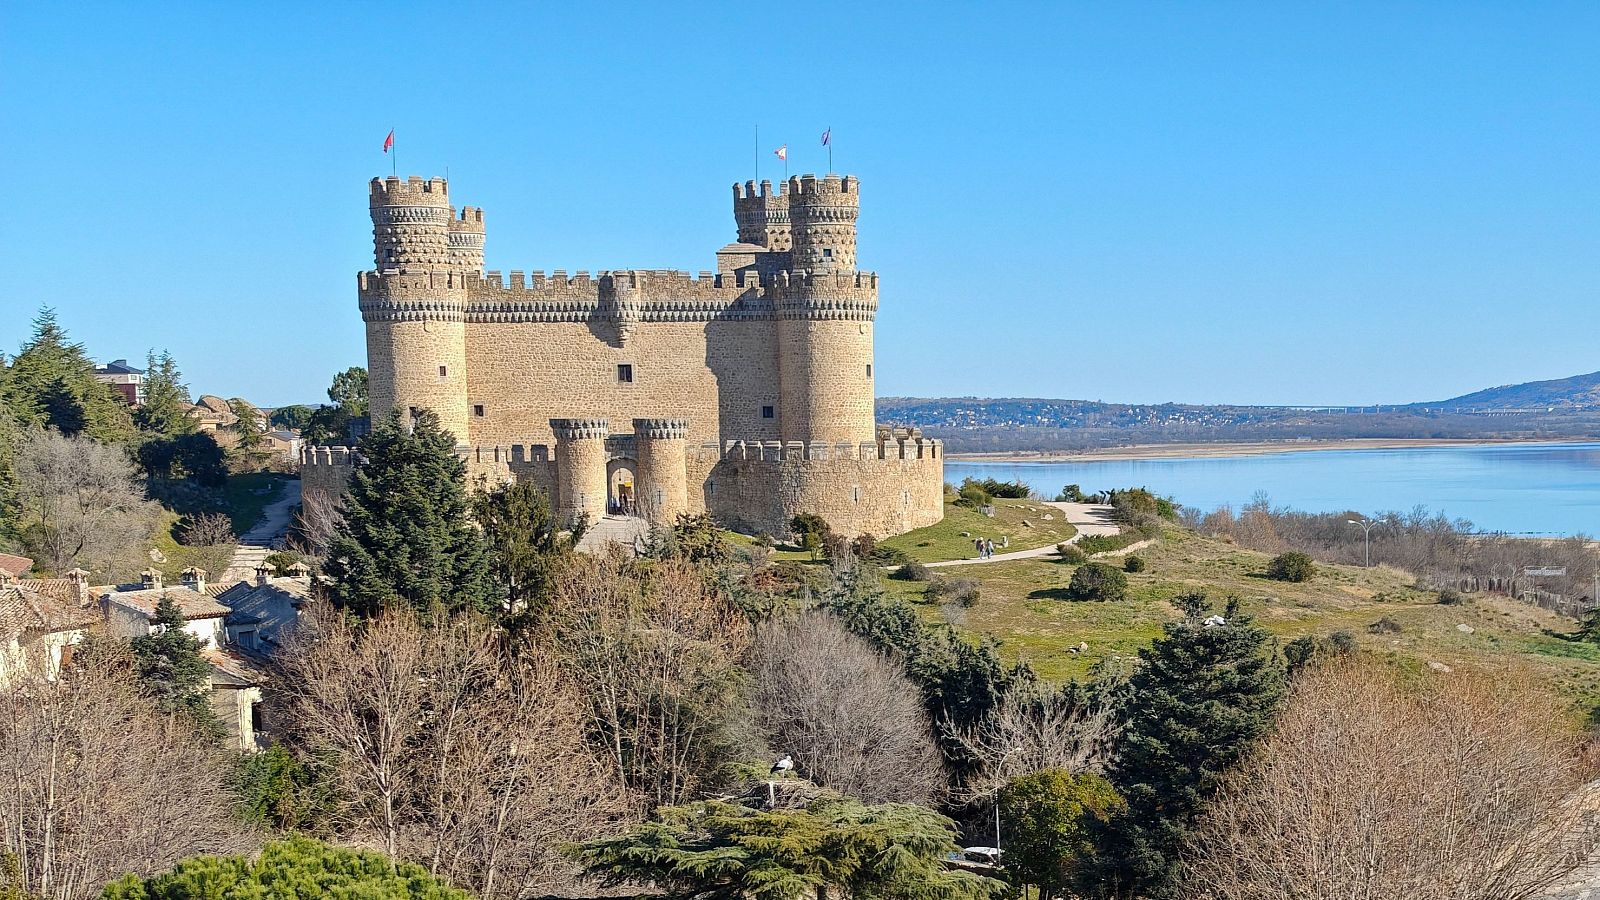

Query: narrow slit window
[866,364,872,377]
[438,365,448,377]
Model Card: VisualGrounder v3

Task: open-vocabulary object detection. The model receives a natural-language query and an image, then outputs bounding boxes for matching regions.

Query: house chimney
[65,568,90,606]
[181,566,207,594]
[254,562,272,587]
[0,571,14,586]
[286,561,311,578]
[139,568,163,590]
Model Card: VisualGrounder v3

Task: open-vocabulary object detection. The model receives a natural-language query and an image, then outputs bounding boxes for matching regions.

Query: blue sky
[2,2,1596,407]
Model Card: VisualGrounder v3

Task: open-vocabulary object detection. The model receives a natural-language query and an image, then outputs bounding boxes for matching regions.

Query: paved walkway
[575,514,651,555]
[927,502,1123,568]
[220,479,301,584]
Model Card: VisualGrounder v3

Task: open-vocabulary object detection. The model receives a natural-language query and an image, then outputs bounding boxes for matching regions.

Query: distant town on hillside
[880,370,1600,452]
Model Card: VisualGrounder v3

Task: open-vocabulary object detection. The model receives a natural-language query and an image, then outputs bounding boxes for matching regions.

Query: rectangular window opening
[438,365,448,377]
[617,364,634,383]
[761,405,775,419]
[866,364,873,377]
[472,404,485,418]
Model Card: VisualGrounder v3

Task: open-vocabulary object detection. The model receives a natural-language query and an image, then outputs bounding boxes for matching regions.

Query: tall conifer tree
[135,350,196,437]
[1080,592,1286,899]
[324,409,496,618]
[4,308,133,442]
[131,593,223,739]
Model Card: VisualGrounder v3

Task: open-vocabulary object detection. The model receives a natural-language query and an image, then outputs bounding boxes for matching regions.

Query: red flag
[383,130,394,153]
[774,145,787,161]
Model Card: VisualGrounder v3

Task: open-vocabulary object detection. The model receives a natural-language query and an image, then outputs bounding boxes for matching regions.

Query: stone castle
[302,172,944,537]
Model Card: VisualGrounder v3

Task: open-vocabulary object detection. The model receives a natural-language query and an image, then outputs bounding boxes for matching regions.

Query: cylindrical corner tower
[777,174,876,443]
[633,417,690,524]
[362,176,470,442]
[552,418,610,525]
[448,206,486,271]
[734,180,791,250]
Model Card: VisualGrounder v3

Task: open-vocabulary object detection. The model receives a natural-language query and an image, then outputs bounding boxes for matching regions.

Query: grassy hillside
[878,498,1077,562]
[884,527,1600,711]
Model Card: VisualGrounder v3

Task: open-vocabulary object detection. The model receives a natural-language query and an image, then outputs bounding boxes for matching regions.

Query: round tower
[551,418,610,526]
[448,206,485,271]
[733,180,791,250]
[362,176,470,442]
[787,174,857,271]
[633,417,689,524]
[777,174,876,444]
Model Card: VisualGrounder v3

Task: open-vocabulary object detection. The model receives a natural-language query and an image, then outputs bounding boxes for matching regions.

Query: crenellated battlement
[787,173,858,199]
[369,175,450,205]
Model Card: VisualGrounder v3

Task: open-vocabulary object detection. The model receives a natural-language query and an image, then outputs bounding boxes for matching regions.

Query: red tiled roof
[0,585,95,640]
[103,586,230,621]
[0,554,34,578]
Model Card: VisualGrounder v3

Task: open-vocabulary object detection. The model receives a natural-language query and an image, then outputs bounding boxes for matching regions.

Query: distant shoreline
[946,437,1596,464]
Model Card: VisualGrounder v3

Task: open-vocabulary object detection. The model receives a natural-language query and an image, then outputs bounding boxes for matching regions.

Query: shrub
[891,560,933,582]
[1066,562,1128,602]
[753,533,776,549]
[1056,484,1088,503]
[851,533,878,560]
[1368,616,1403,635]
[955,479,992,509]
[1437,587,1466,605]
[791,513,831,544]
[971,477,1030,499]
[872,545,913,567]
[1123,555,1147,573]
[177,511,235,547]
[1267,551,1316,583]
[1057,543,1086,564]
[1076,532,1143,555]
[1328,629,1357,654]
[927,577,981,607]
[821,532,853,560]
[1284,630,1358,674]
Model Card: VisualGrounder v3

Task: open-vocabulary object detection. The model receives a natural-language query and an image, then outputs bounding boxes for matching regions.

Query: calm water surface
[946,442,1600,537]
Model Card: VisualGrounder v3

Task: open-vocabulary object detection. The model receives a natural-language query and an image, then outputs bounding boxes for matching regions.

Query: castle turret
[733,180,791,251]
[448,206,485,271]
[552,418,610,526]
[362,176,471,442]
[777,174,876,443]
[633,418,689,524]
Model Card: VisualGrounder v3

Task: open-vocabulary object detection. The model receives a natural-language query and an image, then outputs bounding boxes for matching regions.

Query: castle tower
[551,418,610,525]
[777,174,875,443]
[733,180,791,250]
[362,176,471,442]
[448,207,485,271]
[633,418,689,524]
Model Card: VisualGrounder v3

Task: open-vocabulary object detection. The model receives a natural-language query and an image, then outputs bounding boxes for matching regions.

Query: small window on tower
[866,364,873,377]
[439,365,448,377]
[473,405,485,418]
[617,364,634,383]
[762,405,775,419]
[823,248,834,259]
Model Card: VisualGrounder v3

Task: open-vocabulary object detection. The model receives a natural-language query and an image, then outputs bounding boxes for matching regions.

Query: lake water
[946,442,1600,537]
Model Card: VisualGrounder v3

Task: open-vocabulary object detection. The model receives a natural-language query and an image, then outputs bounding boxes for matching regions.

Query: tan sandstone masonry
[301,172,943,538]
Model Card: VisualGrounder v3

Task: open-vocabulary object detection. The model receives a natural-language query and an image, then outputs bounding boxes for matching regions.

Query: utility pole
[1347,517,1381,567]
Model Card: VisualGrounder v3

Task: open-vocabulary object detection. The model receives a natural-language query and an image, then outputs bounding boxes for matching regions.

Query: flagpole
[391,126,397,177]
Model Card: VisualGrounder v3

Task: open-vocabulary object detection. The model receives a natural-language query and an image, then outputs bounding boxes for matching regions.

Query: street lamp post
[1347,517,1381,567]
[993,746,1024,864]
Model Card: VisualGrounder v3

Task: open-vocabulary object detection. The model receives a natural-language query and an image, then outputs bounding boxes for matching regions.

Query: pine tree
[130,593,223,740]
[4,308,134,442]
[102,836,469,900]
[1080,592,1286,898]
[324,409,496,618]
[134,349,196,437]
[573,793,1004,900]
[472,477,566,623]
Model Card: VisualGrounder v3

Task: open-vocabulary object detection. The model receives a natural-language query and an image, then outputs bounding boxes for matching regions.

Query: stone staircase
[220,480,302,584]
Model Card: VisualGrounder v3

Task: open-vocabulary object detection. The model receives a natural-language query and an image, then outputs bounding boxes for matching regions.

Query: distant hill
[876,369,1600,452]
[1417,371,1600,411]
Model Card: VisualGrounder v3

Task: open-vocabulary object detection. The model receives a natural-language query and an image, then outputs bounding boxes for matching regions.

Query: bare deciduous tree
[275,606,629,899]
[749,611,945,805]
[288,487,341,559]
[0,639,247,900]
[956,661,1130,802]
[13,429,158,576]
[1184,661,1600,900]
[543,551,752,810]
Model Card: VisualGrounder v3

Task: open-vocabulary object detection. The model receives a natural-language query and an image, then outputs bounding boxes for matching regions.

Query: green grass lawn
[892,528,1600,710]
[221,472,291,534]
[148,510,236,583]
[879,499,1078,563]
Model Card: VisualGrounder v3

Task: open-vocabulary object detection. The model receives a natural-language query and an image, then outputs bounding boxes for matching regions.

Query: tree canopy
[572,794,1003,900]
[133,350,195,438]
[102,836,470,900]
[323,409,496,618]
[130,593,223,739]
[4,308,133,442]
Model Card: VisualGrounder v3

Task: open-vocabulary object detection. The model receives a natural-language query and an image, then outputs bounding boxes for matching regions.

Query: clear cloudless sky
[2,2,1596,408]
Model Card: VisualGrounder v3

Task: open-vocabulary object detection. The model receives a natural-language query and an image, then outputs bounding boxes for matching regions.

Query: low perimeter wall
[300,435,944,539]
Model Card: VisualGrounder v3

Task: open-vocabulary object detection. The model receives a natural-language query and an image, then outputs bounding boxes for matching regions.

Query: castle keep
[303,173,944,538]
